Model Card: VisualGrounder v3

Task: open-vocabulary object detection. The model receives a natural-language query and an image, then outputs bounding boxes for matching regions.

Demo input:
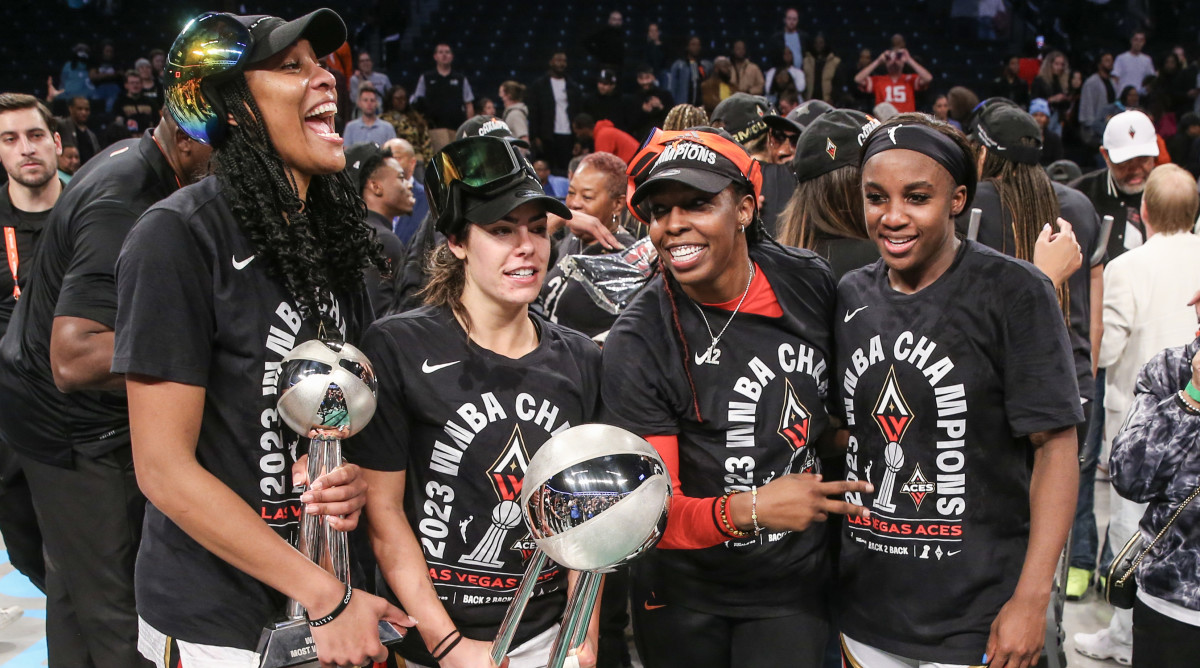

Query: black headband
[862,123,969,188]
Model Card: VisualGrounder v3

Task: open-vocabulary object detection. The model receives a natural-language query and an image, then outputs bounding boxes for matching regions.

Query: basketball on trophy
[275,339,378,438]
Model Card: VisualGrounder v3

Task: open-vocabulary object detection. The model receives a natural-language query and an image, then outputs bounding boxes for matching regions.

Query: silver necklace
[692,259,754,365]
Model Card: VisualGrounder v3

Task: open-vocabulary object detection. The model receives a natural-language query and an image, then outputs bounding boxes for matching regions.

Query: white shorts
[139,617,260,668]
[840,634,985,668]
[408,623,562,668]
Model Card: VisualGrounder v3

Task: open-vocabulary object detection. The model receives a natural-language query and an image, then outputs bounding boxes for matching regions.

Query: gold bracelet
[751,485,761,536]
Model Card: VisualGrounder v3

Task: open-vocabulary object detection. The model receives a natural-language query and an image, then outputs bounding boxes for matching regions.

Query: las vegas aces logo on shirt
[842,331,969,560]
[459,426,531,568]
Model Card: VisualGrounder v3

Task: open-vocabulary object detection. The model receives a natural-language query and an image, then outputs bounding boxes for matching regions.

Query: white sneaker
[1074,628,1132,665]
[0,605,22,630]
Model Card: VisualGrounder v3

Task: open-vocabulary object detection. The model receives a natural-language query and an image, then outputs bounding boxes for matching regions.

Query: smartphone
[1036,35,1045,50]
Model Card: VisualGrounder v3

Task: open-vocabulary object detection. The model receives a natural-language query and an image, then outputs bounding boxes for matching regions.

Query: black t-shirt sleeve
[345,321,412,472]
[566,330,603,424]
[55,205,139,327]
[112,208,214,385]
[600,308,681,436]
[1001,273,1085,435]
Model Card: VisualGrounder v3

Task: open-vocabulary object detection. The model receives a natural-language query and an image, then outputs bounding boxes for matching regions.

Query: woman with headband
[602,127,872,668]
[351,134,602,668]
[834,114,1083,668]
[113,10,413,668]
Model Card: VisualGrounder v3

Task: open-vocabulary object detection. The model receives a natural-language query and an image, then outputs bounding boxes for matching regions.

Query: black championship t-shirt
[0,136,176,466]
[348,305,601,660]
[956,180,1103,401]
[834,241,1084,663]
[539,228,638,339]
[601,241,836,617]
[112,176,373,650]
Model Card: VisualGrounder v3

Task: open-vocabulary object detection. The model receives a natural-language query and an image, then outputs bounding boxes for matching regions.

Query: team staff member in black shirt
[113,11,412,668]
[0,96,211,666]
[836,115,1082,668]
[352,136,600,668]
[602,127,872,668]
[0,92,64,602]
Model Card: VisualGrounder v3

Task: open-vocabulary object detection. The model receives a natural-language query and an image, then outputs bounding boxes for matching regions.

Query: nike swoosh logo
[948,550,961,556]
[643,601,666,610]
[843,306,868,322]
[422,360,461,373]
[694,352,708,365]
[232,254,256,270]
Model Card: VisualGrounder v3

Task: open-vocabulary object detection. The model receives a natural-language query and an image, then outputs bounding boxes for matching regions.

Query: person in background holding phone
[854,47,933,114]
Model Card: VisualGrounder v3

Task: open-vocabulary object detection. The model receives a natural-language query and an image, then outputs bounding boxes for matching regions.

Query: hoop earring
[739,224,746,234]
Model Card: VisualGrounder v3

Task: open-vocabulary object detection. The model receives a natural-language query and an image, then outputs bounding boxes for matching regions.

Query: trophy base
[257,618,405,668]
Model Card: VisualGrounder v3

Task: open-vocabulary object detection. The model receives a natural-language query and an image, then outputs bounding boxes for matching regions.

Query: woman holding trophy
[351,134,602,668]
[600,127,874,668]
[114,9,413,668]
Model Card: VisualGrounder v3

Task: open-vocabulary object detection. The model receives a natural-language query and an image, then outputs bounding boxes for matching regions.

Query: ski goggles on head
[625,128,763,224]
[164,12,253,145]
[427,136,567,236]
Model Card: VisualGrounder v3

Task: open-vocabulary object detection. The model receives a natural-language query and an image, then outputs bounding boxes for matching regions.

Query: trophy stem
[547,570,602,668]
[490,548,548,665]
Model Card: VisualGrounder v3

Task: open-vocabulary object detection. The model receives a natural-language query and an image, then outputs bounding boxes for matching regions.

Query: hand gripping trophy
[257,339,404,667]
[491,424,672,668]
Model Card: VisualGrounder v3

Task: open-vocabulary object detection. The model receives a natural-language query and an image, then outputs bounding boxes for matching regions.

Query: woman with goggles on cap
[833,114,1082,668]
[113,10,414,668]
[601,127,873,668]
[350,135,601,668]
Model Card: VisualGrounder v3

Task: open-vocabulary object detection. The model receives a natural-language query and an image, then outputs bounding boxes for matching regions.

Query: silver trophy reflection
[257,339,404,668]
[490,424,671,668]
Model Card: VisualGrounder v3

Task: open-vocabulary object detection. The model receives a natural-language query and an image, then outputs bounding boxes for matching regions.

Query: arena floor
[0,480,1126,667]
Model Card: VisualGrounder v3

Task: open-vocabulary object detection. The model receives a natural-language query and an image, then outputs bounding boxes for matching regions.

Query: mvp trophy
[257,339,404,667]
[491,424,671,668]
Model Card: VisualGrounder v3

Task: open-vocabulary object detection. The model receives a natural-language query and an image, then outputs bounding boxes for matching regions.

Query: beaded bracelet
[307,583,352,627]
[718,493,753,538]
[750,485,762,536]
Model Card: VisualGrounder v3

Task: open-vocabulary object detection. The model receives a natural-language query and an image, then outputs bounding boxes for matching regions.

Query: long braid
[981,146,1071,320]
[214,78,384,324]
[659,262,705,423]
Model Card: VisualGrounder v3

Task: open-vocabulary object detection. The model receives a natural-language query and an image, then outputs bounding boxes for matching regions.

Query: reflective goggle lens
[164,13,252,144]
[427,136,530,218]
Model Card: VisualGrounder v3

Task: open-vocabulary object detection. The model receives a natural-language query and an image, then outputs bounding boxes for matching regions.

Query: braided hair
[657,179,780,423]
[214,76,385,324]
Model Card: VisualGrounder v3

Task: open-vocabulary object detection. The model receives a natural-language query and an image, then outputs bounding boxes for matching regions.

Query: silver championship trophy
[257,340,404,667]
[490,424,671,668]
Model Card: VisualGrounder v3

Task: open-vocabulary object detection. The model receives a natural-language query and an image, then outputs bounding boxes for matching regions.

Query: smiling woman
[600,127,872,668]
[834,115,1084,667]
[112,10,416,668]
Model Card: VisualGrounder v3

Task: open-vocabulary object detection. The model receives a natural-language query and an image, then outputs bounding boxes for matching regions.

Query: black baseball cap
[965,96,1019,136]
[710,93,772,145]
[455,115,531,148]
[630,127,752,206]
[344,142,388,192]
[786,99,835,134]
[975,104,1042,165]
[791,110,882,183]
[598,69,618,84]
[238,9,346,65]
[462,176,571,225]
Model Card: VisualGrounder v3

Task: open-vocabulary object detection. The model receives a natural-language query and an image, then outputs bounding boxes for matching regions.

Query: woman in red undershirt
[600,127,872,668]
